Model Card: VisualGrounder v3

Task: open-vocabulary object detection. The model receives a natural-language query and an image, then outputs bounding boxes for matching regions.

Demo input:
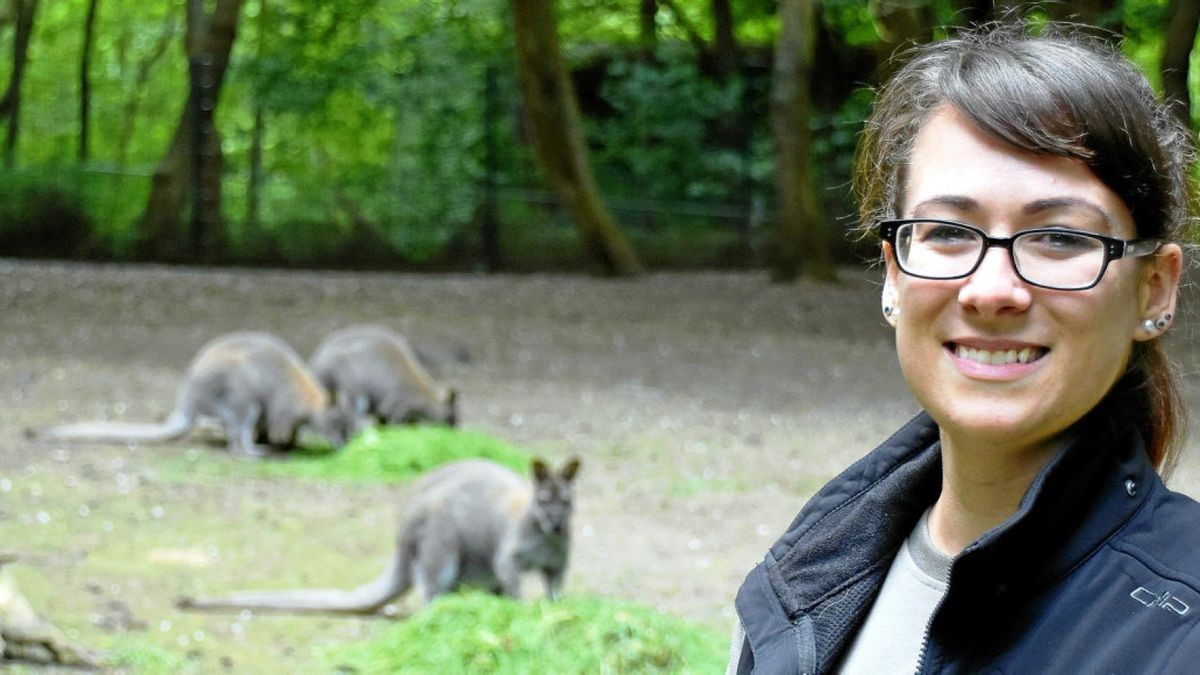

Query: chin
[934,402,1076,453]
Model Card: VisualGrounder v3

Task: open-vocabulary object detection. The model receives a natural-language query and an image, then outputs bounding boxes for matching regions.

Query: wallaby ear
[531,457,550,483]
[560,456,581,482]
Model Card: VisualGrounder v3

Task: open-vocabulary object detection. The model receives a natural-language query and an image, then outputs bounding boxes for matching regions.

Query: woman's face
[884,105,1179,460]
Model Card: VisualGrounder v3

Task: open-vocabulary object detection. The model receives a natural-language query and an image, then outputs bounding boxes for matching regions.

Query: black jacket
[732,409,1200,673]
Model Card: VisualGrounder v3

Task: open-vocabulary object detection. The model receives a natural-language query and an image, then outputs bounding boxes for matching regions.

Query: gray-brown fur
[0,557,102,668]
[309,325,458,429]
[37,331,350,457]
[178,456,581,615]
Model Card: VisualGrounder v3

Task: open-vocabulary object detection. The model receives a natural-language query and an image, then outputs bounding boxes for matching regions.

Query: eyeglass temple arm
[1121,239,1162,258]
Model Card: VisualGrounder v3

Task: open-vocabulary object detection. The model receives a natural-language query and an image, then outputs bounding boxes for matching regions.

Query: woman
[730,23,1199,674]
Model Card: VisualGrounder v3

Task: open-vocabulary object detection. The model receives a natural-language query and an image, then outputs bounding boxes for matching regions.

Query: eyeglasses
[878,219,1162,291]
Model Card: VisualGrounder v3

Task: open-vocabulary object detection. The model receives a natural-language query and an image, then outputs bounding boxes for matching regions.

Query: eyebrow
[909,195,978,214]
[1021,197,1115,229]
[909,195,1115,230]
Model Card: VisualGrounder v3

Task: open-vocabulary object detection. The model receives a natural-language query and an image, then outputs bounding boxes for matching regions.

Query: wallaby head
[311,406,353,448]
[528,456,581,538]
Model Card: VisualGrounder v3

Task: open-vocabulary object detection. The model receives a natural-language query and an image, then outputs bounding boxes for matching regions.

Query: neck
[928,431,1063,556]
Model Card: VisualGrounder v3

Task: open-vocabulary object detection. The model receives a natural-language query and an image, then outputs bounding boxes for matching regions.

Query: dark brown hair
[854,22,1196,475]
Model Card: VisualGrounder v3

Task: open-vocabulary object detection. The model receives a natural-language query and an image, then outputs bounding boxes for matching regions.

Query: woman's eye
[921,225,972,243]
[1023,232,1093,251]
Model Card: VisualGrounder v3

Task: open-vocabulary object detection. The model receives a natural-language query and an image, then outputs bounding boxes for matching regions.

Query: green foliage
[0,166,147,256]
[330,592,728,674]
[163,425,531,483]
[217,0,516,264]
[821,0,880,46]
[4,0,1196,268]
[1124,0,1172,91]
[590,49,768,204]
[810,87,875,203]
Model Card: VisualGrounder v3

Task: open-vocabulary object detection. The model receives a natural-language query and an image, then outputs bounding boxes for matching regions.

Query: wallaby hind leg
[351,393,372,419]
[219,402,268,457]
[266,414,299,449]
[413,543,460,605]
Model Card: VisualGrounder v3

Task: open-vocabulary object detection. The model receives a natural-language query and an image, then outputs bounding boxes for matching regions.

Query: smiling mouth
[949,343,1048,366]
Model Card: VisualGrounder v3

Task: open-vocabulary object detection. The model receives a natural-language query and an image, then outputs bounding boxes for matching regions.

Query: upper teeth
[955,345,1039,365]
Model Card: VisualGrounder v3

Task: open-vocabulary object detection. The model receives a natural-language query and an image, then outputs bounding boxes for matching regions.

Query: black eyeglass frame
[877,218,1163,291]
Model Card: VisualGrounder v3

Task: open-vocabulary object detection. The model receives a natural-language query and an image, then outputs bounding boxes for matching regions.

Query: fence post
[482,64,502,272]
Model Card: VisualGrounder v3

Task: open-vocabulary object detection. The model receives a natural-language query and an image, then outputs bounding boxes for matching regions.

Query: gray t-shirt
[836,508,951,674]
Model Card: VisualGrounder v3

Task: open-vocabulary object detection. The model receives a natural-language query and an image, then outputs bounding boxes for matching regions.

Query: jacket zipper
[914,544,969,674]
[913,598,941,674]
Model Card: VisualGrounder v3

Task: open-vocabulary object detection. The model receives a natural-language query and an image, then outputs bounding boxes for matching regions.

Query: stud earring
[884,305,900,318]
[1142,319,1157,333]
[1156,313,1173,330]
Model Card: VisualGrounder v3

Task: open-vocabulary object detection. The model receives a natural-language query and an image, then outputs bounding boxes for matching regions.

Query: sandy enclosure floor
[2,259,1199,669]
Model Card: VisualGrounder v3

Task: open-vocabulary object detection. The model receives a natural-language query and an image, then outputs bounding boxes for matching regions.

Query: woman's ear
[882,242,902,327]
[1134,243,1182,342]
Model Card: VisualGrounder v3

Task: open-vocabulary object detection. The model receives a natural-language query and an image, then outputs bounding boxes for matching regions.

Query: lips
[948,342,1048,366]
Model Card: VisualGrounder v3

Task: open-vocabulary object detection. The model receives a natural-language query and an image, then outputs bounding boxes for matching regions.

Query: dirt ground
[2,259,1199,672]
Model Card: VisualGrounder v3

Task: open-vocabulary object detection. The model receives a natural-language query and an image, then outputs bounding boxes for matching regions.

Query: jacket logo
[1130,587,1190,616]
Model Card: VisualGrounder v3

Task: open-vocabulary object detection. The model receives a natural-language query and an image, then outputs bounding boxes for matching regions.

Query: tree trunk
[639,0,657,52]
[247,105,264,230]
[0,0,38,168]
[869,0,934,81]
[1162,0,1200,129]
[79,0,99,163]
[771,0,833,283]
[246,0,271,230]
[510,0,641,275]
[657,0,711,65]
[955,0,995,26]
[1046,0,1121,33]
[139,0,244,259]
[115,12,177,167]
[711,0,739,78]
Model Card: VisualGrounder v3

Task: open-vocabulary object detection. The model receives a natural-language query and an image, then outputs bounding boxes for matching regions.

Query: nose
[957,245,1033,315]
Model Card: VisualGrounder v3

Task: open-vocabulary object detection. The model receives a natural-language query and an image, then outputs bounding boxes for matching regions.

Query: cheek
[1083,273,1142,337]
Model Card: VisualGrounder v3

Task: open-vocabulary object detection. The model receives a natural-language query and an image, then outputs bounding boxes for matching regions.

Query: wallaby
[36,331,351,457]
[178,456,581,615]
[0,555,103,667]
[309,325,458,429]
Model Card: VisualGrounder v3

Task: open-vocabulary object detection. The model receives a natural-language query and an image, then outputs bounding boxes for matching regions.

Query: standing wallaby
[178,456,581,615]
[35,331,350,457]
[309,325,458,429]
[0,556,103,667]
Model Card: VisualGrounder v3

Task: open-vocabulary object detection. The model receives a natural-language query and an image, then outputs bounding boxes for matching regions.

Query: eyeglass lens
[896,221,1107,289]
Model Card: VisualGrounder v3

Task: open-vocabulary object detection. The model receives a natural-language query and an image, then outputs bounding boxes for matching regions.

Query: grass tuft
[329,592,727,674]
[163,426,532,483]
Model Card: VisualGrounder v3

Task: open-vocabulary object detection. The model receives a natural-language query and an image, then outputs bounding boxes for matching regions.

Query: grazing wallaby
[36,331,350,457]
[178,456,581,615]
[0,556,102,667]
[309,325,458,429]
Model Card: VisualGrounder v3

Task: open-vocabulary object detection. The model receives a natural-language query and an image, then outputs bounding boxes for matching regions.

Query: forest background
[2,0,1197,279]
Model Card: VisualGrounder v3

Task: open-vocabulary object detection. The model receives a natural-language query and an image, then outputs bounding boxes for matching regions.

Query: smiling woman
[729,22,1200,675]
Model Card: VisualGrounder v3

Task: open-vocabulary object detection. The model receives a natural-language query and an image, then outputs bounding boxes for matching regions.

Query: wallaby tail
[38,410,192,444]
[178,552,409,616]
